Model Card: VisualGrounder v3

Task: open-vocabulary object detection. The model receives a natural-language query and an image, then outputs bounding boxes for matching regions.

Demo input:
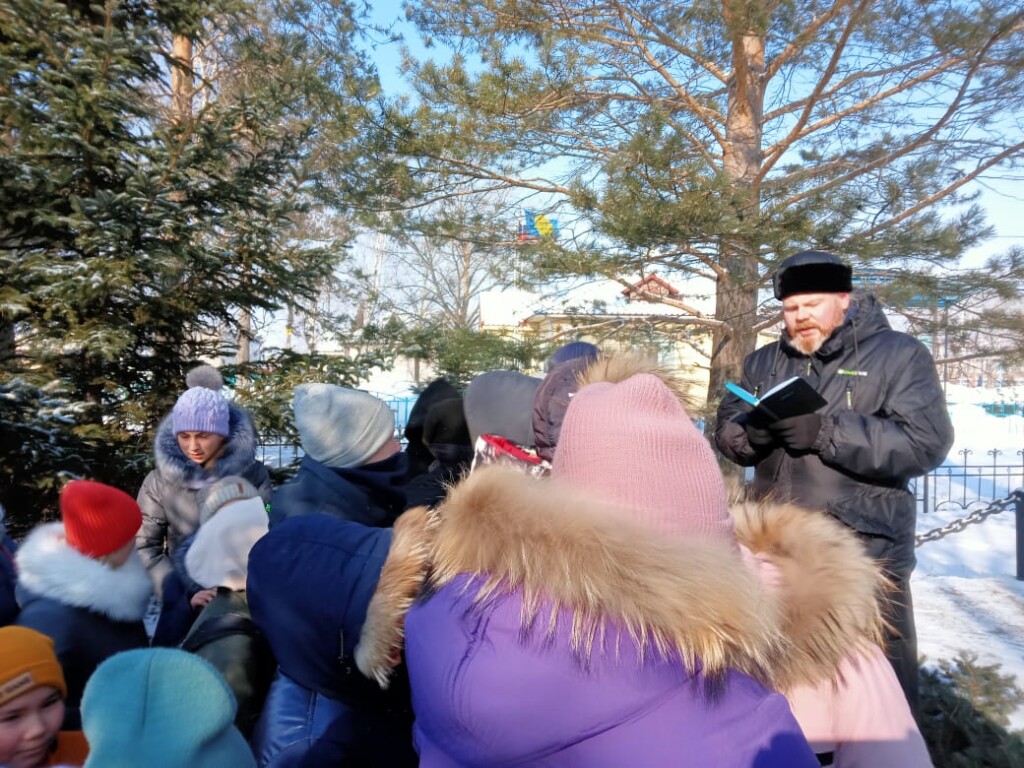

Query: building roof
[620,273,681,301]
[479,273,715,328]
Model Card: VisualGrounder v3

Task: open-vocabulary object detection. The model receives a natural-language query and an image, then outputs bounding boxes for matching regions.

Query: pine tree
[920,652,1024,766]
[0,0,372,517]
[378,0,1024,412]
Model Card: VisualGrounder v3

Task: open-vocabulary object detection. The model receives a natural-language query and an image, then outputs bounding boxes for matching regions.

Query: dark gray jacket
[716,292,953,558]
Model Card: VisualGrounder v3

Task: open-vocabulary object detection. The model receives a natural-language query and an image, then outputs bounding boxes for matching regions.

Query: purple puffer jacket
[406,575,816,767]
[372,466,819,768]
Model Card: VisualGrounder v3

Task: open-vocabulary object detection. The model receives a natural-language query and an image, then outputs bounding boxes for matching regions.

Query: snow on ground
[913,384,1024,731]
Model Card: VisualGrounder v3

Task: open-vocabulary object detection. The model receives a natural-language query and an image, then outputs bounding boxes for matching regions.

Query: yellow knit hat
[0,626,67,707]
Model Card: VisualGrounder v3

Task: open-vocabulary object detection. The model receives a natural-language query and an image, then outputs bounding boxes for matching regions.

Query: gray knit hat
[464,371,543,447]
[172,365,230,437]
[293,383,396,469]
[198,475,261,526]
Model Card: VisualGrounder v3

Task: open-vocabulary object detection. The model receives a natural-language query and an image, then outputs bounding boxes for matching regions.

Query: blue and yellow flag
[521,210,559,240]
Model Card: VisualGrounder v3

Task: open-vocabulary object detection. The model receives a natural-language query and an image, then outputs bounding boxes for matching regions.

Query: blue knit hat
[172,365,231,437]
[547,340,600,370]
[81,648,256,768]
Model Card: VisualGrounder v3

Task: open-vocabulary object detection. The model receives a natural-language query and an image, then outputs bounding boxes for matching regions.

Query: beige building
[479,273,778,407]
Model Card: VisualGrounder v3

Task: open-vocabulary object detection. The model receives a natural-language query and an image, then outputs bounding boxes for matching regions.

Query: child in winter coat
[0,626,89,767]
[402,397,473,510]
[247,518,419,766]
[136,365,271,645]
[361,355,931,768]
[730,497,932,767]
[178,475,273,737]
[402,378,461,480]
[80,647,256,767]
[15,481,151,730]
[269,384,407,528]
[463,370,547,476]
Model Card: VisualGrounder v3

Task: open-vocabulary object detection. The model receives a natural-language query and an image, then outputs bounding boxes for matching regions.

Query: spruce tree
[0,0,367,517]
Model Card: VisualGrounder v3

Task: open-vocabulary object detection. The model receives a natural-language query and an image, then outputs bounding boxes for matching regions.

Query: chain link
[915,489,1024,548]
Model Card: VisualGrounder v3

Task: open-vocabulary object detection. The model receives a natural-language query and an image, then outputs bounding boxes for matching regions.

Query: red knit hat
[61,480,143,558]
[551,373,735,544]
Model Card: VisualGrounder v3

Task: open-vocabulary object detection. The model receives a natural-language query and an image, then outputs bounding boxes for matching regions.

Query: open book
[725,376,827,421]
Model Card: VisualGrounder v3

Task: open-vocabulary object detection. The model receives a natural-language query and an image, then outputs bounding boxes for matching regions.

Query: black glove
[742,411,775,449]
[769,413,823,452]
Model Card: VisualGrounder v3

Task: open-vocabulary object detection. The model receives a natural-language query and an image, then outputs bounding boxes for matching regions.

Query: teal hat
[81,648,256,768]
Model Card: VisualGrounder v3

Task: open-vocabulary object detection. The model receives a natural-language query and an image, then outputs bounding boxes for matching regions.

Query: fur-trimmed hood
[152,401,260,488]
[16,522,153,621]
[576,352,700,413]
[357,468,888,695]
[358,465,788,687]
[730,498,887,690]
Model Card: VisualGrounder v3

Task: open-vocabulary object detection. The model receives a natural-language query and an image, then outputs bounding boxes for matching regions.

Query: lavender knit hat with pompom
[172,365,231,437]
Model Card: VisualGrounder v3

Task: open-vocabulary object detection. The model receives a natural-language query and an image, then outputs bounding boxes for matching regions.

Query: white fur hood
[16,523,153,622]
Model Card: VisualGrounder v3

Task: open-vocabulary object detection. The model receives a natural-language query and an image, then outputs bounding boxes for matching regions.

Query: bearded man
[715,250,954,712]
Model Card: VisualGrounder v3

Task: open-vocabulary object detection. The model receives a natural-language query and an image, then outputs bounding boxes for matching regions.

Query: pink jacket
[733,500,932,767]
[788,645,930,766]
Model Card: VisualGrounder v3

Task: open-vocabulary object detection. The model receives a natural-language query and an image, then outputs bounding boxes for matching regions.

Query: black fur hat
[773,250,853,300]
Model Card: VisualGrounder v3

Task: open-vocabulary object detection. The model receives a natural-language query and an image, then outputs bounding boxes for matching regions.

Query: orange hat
[61,480,142,558]
[0,626,67,706]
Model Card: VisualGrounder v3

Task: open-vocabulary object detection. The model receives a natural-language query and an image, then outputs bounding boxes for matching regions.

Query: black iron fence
[913,448,1024,516]
[259,430,1024,519]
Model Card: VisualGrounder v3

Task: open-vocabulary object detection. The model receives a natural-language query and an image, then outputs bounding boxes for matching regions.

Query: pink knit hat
[551,373,735,544]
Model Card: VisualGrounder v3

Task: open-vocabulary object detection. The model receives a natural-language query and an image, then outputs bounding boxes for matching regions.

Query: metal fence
[261,397,1022,519]
[913,448,1024,516]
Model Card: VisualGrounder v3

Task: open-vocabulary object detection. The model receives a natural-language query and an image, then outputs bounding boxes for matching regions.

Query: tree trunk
[237,307,251,363]
[459,241,473,327]
[0,319,14,363]
[170,35,193,125]
[167,33,194,357]
[709,7,765,468]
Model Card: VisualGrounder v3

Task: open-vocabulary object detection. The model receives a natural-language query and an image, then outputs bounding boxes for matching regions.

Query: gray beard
[788,332,826,355]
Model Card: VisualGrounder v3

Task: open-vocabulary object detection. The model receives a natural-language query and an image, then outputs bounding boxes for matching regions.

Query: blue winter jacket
[269,453,407,528]
[247,514,416,767]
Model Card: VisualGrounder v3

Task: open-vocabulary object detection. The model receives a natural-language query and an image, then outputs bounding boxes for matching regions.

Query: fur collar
[357,473,890,694]
[578,352,699,413]
[357,465,788,687]
[152,401,260,486]
[730,498,888,689]
[16,523,153,621]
